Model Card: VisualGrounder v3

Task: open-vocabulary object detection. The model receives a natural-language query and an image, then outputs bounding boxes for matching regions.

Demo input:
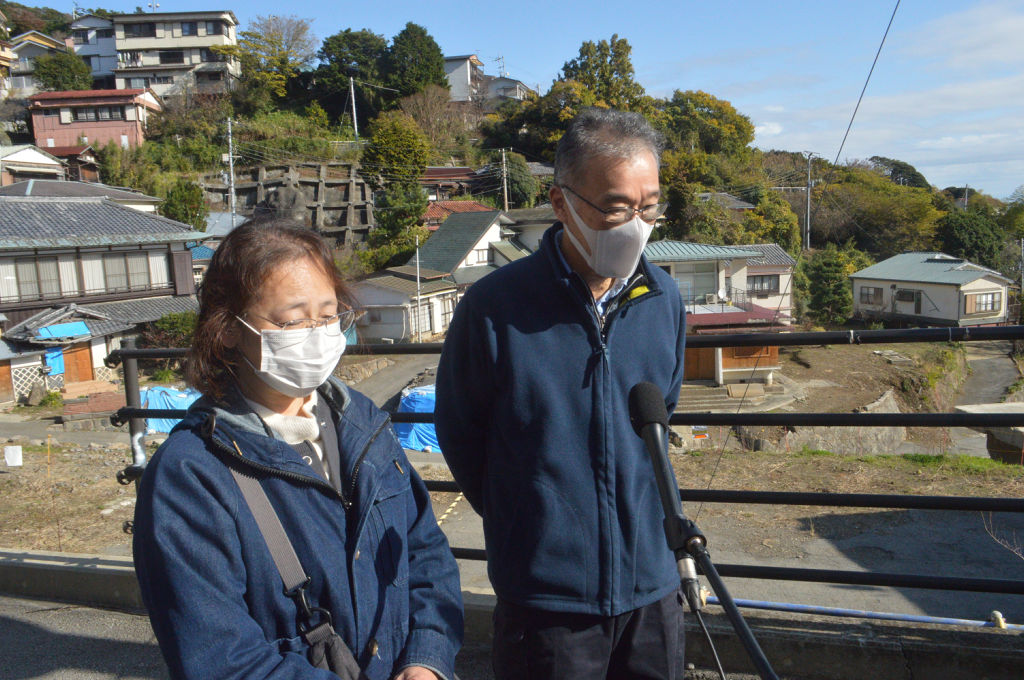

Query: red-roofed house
[28,89,162,150]
[43,145,101,182]
[420,166,476,200]
[422,200,494,229]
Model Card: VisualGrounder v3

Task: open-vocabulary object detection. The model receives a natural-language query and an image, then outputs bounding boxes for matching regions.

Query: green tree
[805,244,853,326]
[497,151,541,208]
[399,84,476,160]
[659,90,754,155]
[33,50,92,91]
[356,224,431,272]
[384,22,448,98]
[868,156,930,189]
[160,179,209,231]
[314,28,390,120]
[373,182,428,238]
[559,34,645,110]
[935,210,1006,271]
[360,111,431,191]
[139,311,198,370]
[741,192,801,256]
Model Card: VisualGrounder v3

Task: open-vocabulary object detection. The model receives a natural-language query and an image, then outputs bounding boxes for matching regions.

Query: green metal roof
[850,252,1012,286]
[644,240,762,263]
[411,210,504,273]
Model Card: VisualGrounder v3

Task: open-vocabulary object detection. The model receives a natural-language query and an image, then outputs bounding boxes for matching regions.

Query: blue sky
[114,0,1022,198]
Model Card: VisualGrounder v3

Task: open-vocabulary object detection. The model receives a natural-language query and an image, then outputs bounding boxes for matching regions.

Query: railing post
[119,336,148,484]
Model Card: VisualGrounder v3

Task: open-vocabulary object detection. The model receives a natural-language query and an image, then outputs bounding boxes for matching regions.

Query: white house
[412,210,525,286]
[0,145,66,185]
[732,243,796,324]
[353,266,459,343]
[850,252,1012,326]
[70,14,118,88]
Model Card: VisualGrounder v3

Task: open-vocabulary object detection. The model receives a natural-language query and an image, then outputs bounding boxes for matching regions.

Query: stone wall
[736,389,906,455]
[334,357,393,386]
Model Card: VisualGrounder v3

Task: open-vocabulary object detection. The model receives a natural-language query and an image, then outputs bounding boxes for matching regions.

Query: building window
[201,72,223,81]
[103,253,129,292]
[129,77,150,88]
[124,22,157,38]
[152,75,173,84]
[14,258,61,300]
[42,108,59,117]
[96,106,125,121]
[97,28,114,39]
[73,30,90,44]
[159,50,185,64]
[748,274,780,294]
[894,289,917,302]
[200,47,225,63]
[966,292,1001,314]
[80,55,94,70]
[73,107,98,121]
[860,286,883,304]
[204,20,224,35]
[181,21,198,36]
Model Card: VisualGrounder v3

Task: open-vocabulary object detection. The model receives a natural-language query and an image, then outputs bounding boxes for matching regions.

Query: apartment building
[70,14,118,89]
[0,11,14,98]
[68,11,239,98]
[8,31,65,98]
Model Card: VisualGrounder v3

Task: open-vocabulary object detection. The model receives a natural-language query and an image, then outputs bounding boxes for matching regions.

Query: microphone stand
[640,422,780,680]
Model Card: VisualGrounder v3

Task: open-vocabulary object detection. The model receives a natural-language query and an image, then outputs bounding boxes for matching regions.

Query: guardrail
[106,326,1024,610]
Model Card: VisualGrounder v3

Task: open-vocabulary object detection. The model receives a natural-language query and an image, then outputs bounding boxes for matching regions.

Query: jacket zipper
[345,416,391,507]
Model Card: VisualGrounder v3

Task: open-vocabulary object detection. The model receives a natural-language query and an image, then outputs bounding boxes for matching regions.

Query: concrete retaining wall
[334,357,394,386]
[737,389,906,454]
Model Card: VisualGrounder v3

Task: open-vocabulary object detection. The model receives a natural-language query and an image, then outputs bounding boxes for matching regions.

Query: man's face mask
[562,193,654,280]
[235,316,348,398]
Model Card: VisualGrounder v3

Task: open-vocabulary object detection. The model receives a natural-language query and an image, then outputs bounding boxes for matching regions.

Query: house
[733,243,797,324]
[0,336,45,404]
[482,74,535,102]
[28,88,162,149]
[645,240,789,385]
[0,180,161,212]
[0,145,66,185]
[7,31,65,98]
[111,11,240,97]
[0,195,199,401]
[40,145,101,182]
[420,166,476,201]
[443,55,484,102]
[505,205,555,251]
[0,11,14,98]
[850,252,1013,327]
[411,210,525,286]
[353,266,459,342]
[422,199,493,230]
[70,14,118,89]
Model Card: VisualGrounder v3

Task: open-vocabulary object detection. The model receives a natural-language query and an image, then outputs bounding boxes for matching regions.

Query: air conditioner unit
[705,293,718,304]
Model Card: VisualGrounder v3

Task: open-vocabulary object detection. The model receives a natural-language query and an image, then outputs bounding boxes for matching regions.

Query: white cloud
[901,0,1024,71]
[763,105,786,113]
[755,122,783,137]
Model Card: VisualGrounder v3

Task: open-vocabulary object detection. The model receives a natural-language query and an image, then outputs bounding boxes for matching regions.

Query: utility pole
[804,151,815,251]
[227,117,236,220]
[963,184,969,210]
[349,76,359,140]
[500,148,509,212]
[415,235,423,342]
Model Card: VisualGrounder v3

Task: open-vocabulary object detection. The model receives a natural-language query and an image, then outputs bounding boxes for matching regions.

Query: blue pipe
[706,597,1024,631]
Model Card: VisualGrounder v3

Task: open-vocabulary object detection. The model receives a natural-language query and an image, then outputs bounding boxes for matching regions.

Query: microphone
[629,382,705,612]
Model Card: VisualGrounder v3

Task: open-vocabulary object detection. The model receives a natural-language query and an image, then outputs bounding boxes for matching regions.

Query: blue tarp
[394,384,440,453]
[36,321,90,339]
[140,386,202,434]
[44,347,65,375]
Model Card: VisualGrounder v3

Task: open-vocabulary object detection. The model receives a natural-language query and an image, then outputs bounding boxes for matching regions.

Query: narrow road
[948,339,1017,456]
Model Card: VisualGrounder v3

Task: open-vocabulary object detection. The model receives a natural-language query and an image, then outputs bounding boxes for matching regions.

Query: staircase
[677,381,786,413]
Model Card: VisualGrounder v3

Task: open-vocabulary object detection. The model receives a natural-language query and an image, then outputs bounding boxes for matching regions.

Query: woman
[133,219,463,680]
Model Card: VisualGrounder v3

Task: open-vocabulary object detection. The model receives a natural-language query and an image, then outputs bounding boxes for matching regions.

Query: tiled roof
[385,265,450,280]
[0,338,45,361]
[0,180,159,202]
[526,162,554,176]
[29,89,145,100]
[742,243,796,267]
[0,197,197,249]
[204,212,247,237]
[360,275,456,296]
[491,240,529,262]
[83,295,198,324]
[506,206,556,226]
[422,167,475,182]
[453,264,497,285]
[644,240,762,263]
[850,252,1013,285]
[423,200,493,222]
[4,304,134,345]
[46,145,92,157]
[411,210,504,273]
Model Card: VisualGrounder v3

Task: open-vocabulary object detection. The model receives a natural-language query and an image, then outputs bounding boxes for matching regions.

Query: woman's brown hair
[186,218,355,400]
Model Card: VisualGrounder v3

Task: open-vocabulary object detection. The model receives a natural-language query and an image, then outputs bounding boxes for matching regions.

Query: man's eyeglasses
[561,185,667,226]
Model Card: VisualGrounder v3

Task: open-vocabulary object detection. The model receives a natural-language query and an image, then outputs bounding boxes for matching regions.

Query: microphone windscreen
[628,381,668,436]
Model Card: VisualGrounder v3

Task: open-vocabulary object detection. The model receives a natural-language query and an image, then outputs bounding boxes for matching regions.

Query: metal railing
[107,325,1024,606]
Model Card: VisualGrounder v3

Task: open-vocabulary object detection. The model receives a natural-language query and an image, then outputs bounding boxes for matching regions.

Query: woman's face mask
[562,194,653,280]
[235,316,347,398]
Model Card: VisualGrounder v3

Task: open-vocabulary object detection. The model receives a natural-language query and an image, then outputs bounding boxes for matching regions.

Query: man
[435,108,687,679]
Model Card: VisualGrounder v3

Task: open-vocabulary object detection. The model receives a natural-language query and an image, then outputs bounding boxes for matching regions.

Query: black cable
[694,608,728,680]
